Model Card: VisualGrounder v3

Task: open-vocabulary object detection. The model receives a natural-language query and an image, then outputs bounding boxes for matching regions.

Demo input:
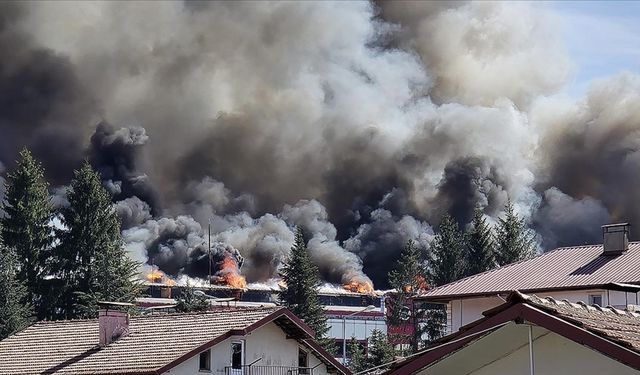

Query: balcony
[224,366,314,375]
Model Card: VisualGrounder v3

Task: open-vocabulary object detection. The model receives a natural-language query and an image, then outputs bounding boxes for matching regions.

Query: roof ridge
[524,292,640,318]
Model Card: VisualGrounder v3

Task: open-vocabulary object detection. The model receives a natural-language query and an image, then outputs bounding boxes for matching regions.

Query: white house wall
[419,324,639,375]
[448,289,640,333]
[165,321,331,375]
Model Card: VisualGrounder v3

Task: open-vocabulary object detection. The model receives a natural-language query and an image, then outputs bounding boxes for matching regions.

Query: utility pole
[208,218,212,286]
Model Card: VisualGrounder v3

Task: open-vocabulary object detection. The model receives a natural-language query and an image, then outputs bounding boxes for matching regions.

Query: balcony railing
[224,366,313,375]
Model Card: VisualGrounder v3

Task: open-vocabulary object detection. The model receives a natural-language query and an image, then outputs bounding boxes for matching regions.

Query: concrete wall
[448,288,640,333]
[165,322,332,375]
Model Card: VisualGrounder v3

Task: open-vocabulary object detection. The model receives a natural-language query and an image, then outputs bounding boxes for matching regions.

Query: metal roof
[420,242,640,301]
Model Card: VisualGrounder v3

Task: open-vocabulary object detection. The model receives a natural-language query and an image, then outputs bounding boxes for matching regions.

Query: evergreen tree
[367,329,395,370]
[175,284,210,313]
[346,337,366,373]
[0,149,53,317]
[388,240,427,351]
[56,162,139,319]
[494,200,536,266]
[278,227,332,351]
[0,240,33,339]
[428,214,467,287]
[464,208,495,276]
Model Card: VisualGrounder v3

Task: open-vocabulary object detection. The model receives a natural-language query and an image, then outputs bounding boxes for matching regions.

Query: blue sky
[550,1,640,96]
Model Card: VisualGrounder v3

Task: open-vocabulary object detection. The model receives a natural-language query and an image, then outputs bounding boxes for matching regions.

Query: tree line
[0,150,138,339]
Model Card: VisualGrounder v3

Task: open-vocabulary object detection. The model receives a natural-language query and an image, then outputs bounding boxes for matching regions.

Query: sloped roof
[386,291,640,374]
[0,307,349,375]
[420,242,640,300]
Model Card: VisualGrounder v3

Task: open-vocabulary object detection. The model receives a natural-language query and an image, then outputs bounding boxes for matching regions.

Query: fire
[145,269,176,286]
[403,275,429,293]
[213,257,247,289]
[343,280,375,295]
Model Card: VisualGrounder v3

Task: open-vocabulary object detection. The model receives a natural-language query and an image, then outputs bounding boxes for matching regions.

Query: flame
[213,257,247,289]
[403,275,429,293]
[343,280,375,295]
[145,269,177,286]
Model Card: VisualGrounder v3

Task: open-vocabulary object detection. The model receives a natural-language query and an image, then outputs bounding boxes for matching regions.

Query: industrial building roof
[386,291,640,374]
[0,307,349,375]
[419,242,640,301]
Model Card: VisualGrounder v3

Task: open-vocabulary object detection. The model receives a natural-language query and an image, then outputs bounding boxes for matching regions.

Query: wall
[418,324,639,375]
[469,328,638,375]
[448,288,640,333]
[165,322,332,375]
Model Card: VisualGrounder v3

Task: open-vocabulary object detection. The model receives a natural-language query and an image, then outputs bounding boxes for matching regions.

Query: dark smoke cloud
[1,1,638,288]
[533,188,611,249]
[428,156,508,227]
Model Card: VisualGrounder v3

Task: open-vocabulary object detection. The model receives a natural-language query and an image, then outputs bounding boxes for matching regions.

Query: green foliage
[346,337,366,373]
[55,162,139,319]
[494,200,536,266]
[388,240,428,351]
[421,306,446,345]
[428,214,467,287]
[175,284,210,313]
[0,149,53,317]
[464,208,495,276]
[367,329,396,370]
[0,244,34,339]
[278,227,332,351]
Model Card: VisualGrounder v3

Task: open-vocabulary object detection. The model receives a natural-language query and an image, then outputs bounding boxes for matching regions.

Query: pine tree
[494,200,536,266]
[464,208,495,276]
[0,149,53,317]
[56,162,139,319]
[0,240,33,339]
[175,284,210,313]
[428,214,467,287]
[388,240,427,351]
[367,329,395,370]
[278,227,332,351]
[346,337,366,373]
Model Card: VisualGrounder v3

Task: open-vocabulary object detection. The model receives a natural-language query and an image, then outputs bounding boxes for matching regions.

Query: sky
[552,1,640,96]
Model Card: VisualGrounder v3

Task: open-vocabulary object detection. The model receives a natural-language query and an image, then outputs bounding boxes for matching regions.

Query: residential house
[0,304,350,375]
[418,223,640,333]
[385,291,640,375]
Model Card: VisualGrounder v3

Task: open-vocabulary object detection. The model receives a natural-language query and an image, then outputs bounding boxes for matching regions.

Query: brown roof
[0,307,349,375]
[420,242,640,300]
[386,291,640,374]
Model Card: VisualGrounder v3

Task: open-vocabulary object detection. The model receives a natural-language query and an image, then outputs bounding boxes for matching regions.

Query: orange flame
[145,269,176,286]
[214,257,247,289]
[343,280,375,295]
[403,275,429,293]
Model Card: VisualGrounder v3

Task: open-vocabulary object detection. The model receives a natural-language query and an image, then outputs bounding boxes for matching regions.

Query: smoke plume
[0,1,639,288]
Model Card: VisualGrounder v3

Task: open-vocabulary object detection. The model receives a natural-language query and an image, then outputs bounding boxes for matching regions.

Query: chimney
[602,223,630,255]
[98,302,132,346]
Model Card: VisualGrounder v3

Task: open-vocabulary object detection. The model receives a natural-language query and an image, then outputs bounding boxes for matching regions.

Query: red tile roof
[420,242,640,300]
[386,291,640,374]
[0,307,349,375]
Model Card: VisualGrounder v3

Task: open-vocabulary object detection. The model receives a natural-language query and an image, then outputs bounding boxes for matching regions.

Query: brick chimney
[98,302,132,346]
[602,223,630,255]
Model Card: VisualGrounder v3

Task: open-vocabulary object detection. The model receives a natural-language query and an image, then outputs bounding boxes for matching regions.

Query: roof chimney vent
[602,223,630,255]
[98,301,133,346]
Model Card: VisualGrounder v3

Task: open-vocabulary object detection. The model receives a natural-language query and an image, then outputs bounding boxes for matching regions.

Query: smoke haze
[1,1,638,288]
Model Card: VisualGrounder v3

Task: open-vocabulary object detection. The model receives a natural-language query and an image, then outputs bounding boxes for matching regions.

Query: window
[298,348,309,374]
[589,294,603,306]
[199,349,211,371]
[231,341,244,369]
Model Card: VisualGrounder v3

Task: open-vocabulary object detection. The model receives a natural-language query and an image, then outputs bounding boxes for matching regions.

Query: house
[0,304,350,375]
[139,282,386,362]
[385,291,640,375]
[418,223,640,333]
